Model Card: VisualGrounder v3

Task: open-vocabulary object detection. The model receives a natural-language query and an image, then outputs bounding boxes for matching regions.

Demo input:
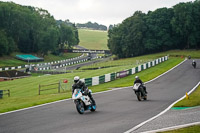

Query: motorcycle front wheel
[136,92,142,101]
[76,101,85,114]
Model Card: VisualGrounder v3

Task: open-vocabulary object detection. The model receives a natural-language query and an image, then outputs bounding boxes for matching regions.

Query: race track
[0,59,199,133]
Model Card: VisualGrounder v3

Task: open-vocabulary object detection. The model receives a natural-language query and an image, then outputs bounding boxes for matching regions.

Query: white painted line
[0,98,72,116]
[141,121,200,133]
[124,81,200,133]
[0,58,185,116]
[93,87,128,95]
[145,59,187,84]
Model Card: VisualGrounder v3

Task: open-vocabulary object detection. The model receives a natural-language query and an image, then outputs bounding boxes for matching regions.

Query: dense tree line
[0,2,79,56]
[56,19,74,27]
[108,1,200,58]
[108,25,114,30]
[77,21,107,31]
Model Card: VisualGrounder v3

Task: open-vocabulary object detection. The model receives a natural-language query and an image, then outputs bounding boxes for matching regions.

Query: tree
[76,21,107,31]
[171,2,196,49]
[108,25,114,30]
[144,8,174,53]
[107,25,123,57]
[107,1,200,58]
[108,11,147,58]
[38,27,59,57]
[0,30,9,56]
[0,1,80,56]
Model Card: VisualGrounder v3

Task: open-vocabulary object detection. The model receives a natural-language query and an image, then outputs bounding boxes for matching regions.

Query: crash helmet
[74,76,80,83]
[135,76,139,79]
[193,60,195,62]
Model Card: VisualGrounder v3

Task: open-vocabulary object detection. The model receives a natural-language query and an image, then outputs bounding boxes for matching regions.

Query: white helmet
[193,60,195,62]
[74,76,80,83]
[135,76,139,79]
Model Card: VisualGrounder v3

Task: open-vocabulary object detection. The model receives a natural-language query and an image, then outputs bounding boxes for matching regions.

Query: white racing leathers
[72,89,96,114]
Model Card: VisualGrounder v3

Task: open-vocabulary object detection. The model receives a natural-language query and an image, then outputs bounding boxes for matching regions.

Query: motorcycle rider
[72,76,96,105]
[192,60,196,68]
[134,76,147,95]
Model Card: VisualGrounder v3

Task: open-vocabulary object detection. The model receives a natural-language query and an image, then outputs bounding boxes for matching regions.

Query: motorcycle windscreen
[72,89,82,99]
[133,83,141,90]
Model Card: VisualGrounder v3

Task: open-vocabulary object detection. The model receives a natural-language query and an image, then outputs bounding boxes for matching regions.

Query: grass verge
[0,53,82,67]
[1,49,200,113]
[173,85,200,107]
[160,125,200,133]
[89,57,183,92]
[0,57,183,113]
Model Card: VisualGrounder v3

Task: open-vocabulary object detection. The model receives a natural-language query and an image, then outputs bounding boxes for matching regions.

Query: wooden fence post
[39,84,40,95]
[8,89,10,97]
[58,82,60,93]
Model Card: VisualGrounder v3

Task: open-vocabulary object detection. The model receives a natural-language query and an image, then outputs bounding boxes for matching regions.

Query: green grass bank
[0,53,82,68]
[173,85,200,107]
[160,125,200,133]
[78,29,108,50]
[0,54,182,113]
[0,50,200,113]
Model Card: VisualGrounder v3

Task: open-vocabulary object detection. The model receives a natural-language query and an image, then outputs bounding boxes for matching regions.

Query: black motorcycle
[133,83,147,101]
[192,61,196,68]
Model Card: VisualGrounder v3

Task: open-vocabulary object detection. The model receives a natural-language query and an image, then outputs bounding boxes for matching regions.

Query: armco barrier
[92,76,99,86]
[141,65,144,71]
[135,66,138,73]
[105,74,111,82]
[128,69,132,75]
[110,73,116,81]
[99,75,105,84]
[0,54,85,72]
[85,78,92,87]
[82,56,168,87]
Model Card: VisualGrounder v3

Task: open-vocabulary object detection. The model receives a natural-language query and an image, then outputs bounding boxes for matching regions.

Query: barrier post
[8,89,10,97]
[58,82,60,93]
[39,84,41,95]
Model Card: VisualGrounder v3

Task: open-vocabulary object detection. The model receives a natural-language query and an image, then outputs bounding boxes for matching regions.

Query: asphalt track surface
[0,59,199,133]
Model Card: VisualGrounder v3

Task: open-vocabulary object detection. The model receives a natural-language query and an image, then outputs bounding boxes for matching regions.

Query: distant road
[56,57,110,71]
[0,59,199,133]
[74,45,85,49]
[55,45,110,71]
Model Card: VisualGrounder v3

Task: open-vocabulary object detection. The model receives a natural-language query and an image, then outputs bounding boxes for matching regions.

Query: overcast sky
[1,0,195,26]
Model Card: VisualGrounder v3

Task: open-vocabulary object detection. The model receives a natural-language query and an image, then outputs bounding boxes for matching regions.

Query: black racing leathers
[192,62,196,68]
[72,80,87,94]
[134,79,143,84]
[72,80,95,104]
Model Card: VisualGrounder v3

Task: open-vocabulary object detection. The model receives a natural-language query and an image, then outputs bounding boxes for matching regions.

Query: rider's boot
[143,86,148,94]
[141,88,147,96]
[88,92,96,105]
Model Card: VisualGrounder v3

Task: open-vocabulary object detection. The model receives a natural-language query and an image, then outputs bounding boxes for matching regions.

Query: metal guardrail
[0,54,85,72]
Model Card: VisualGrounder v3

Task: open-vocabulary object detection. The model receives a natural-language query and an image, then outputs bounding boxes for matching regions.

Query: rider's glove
[82,91,87,95]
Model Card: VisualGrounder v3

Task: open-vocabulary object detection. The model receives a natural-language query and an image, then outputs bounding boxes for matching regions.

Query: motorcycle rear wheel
[143,95,147,100]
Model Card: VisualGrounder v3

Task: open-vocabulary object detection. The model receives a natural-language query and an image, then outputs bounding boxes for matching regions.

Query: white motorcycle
[133,83,147,101]
[72,89,96,114]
